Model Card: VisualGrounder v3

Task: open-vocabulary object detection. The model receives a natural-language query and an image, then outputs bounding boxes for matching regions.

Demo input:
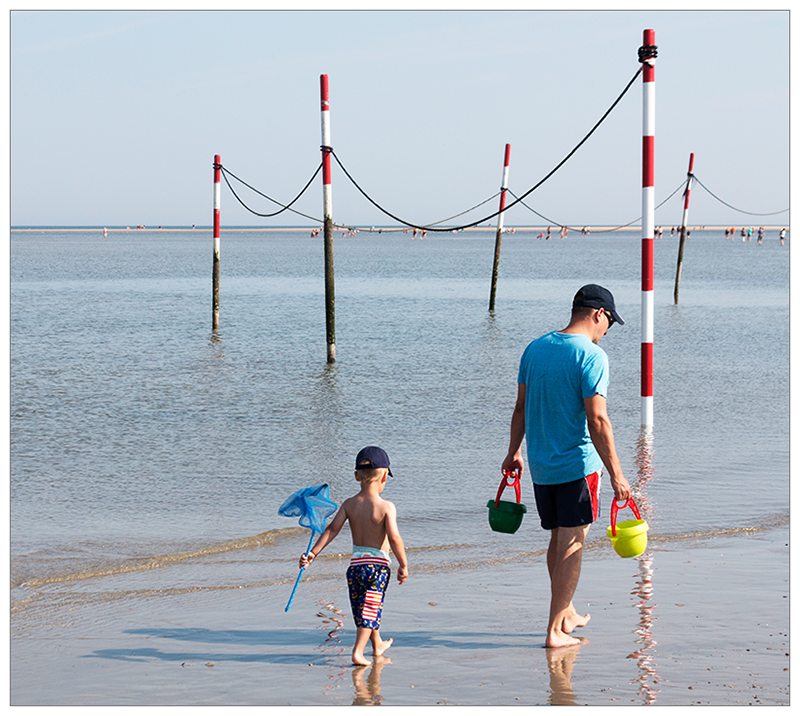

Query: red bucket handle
[495,470,521,507]
[610,497,641,537]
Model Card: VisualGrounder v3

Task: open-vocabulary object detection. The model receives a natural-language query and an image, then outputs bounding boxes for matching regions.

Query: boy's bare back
[341,492,397,552]
[299,452,408,585]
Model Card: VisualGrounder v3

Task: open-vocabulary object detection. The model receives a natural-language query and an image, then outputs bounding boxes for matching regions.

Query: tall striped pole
[640,29,656,429]
[673,152,694,305]
[320,74,336,363]
[212,154,221,331]
[488,143,511,312]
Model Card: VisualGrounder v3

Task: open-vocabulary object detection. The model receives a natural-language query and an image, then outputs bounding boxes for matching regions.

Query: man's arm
[584,394,630,501]
[502,383,526,476]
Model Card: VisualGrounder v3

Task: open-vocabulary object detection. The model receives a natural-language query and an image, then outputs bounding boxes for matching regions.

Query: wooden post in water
[639,29,656,430]
[673,153,694,305]
[489,143,511,312]
[320,74,335,363]
[212,154,221,331]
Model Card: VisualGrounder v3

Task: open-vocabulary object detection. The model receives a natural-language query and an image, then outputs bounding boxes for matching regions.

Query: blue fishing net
[278,483,338,534]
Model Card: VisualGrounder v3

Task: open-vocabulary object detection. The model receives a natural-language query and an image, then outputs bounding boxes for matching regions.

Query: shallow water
[10,228,789,617]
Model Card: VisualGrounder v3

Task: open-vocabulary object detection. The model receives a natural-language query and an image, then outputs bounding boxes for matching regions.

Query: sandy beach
[10,225,786,234]
[11,522,788,707]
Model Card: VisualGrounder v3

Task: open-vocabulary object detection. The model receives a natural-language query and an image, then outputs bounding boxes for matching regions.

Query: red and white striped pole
[673,152,694,304]
[488,143,511,311]
[640,29,656,429]
[212,154,221,331]
[681,153,694,226]
[320,74,336,363]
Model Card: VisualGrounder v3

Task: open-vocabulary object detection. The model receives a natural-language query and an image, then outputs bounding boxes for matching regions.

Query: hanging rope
[217,161,324,222]
[328,186,503,234]
[417,190,501,228]
[507,178,687,233]
[330,65,644,232]
[214,64,644,232]
[691,175,788,217]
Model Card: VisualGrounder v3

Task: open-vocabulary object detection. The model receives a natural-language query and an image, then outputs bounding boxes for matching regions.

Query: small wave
[11,515,788,591]
[11,526,306,589]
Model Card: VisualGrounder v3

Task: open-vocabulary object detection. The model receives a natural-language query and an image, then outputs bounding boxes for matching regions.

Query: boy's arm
[299,504,348,567]
[384,501,409,584]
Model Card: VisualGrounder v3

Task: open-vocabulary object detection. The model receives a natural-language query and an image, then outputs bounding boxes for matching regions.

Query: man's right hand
[502,453,524,477]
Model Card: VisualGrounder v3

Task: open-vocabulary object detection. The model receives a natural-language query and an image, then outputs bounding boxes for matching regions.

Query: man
[502,284,631,648]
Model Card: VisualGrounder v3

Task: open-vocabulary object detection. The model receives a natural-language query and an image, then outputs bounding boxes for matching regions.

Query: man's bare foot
[373,637,393,657]
[562,612,591,634]
[545,630,582,648]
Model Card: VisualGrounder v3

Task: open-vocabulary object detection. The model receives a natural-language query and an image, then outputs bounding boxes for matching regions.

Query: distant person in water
[502,285,631,648]
[300,446,408,665]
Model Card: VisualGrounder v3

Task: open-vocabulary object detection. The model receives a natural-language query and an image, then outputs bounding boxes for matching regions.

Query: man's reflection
[546,638,588,705]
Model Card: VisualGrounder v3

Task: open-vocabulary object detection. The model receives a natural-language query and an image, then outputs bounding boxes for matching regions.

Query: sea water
[10,228,789,622]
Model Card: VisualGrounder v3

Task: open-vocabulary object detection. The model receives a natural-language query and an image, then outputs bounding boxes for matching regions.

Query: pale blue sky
[10,9,790,227]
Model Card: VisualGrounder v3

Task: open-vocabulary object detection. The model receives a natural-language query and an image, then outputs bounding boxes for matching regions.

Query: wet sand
[10,524,788,706]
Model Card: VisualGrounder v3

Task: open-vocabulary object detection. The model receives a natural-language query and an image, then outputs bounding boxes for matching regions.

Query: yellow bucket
[607,498,649,558]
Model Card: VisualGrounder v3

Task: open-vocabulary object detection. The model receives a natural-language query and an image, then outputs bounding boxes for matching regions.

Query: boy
[300,446,409,666]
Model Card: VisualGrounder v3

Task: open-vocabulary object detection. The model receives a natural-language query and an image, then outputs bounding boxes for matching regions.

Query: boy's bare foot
[373,637,393,657]
[561,612,591,634]
[352,647,372,666]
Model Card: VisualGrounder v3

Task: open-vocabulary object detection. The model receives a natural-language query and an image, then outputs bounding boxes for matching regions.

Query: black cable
[692,175,788,217]
[322,189,502,234]
[214,63,645,232]
[507,178,687,233]
[330,65,644,232]
[421,191,502,227]
[217,161,323,221]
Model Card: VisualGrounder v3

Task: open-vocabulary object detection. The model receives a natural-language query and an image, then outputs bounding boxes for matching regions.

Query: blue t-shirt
[517,331,608,485]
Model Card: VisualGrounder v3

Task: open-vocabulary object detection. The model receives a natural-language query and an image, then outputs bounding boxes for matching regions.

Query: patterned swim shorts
[346,562,391,630]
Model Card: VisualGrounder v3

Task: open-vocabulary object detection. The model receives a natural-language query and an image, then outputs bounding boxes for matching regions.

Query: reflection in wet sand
[315,601,349,698]
[352,656,392,705]
[630,554,659,703]
[316,601,345,645]
[546,638,588,705]
[630,428,659,703]
[314,597,393,705]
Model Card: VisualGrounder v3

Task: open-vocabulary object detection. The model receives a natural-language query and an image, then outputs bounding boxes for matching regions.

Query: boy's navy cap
[355,446,393,476]
[574,284,624,325]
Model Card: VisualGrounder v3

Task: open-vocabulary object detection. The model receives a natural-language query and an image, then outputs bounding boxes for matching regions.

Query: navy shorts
[533,472,601,529]
[346,563,390,629]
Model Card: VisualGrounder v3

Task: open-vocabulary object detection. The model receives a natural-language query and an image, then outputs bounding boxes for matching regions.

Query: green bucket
[487,499,527,534]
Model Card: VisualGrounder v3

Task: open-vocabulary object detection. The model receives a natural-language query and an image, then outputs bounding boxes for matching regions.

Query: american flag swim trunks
[346,552,391,630]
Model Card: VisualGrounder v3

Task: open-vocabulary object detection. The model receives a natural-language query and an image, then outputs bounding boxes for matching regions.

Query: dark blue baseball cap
[573,284,624,325]
[355,446,393,476]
